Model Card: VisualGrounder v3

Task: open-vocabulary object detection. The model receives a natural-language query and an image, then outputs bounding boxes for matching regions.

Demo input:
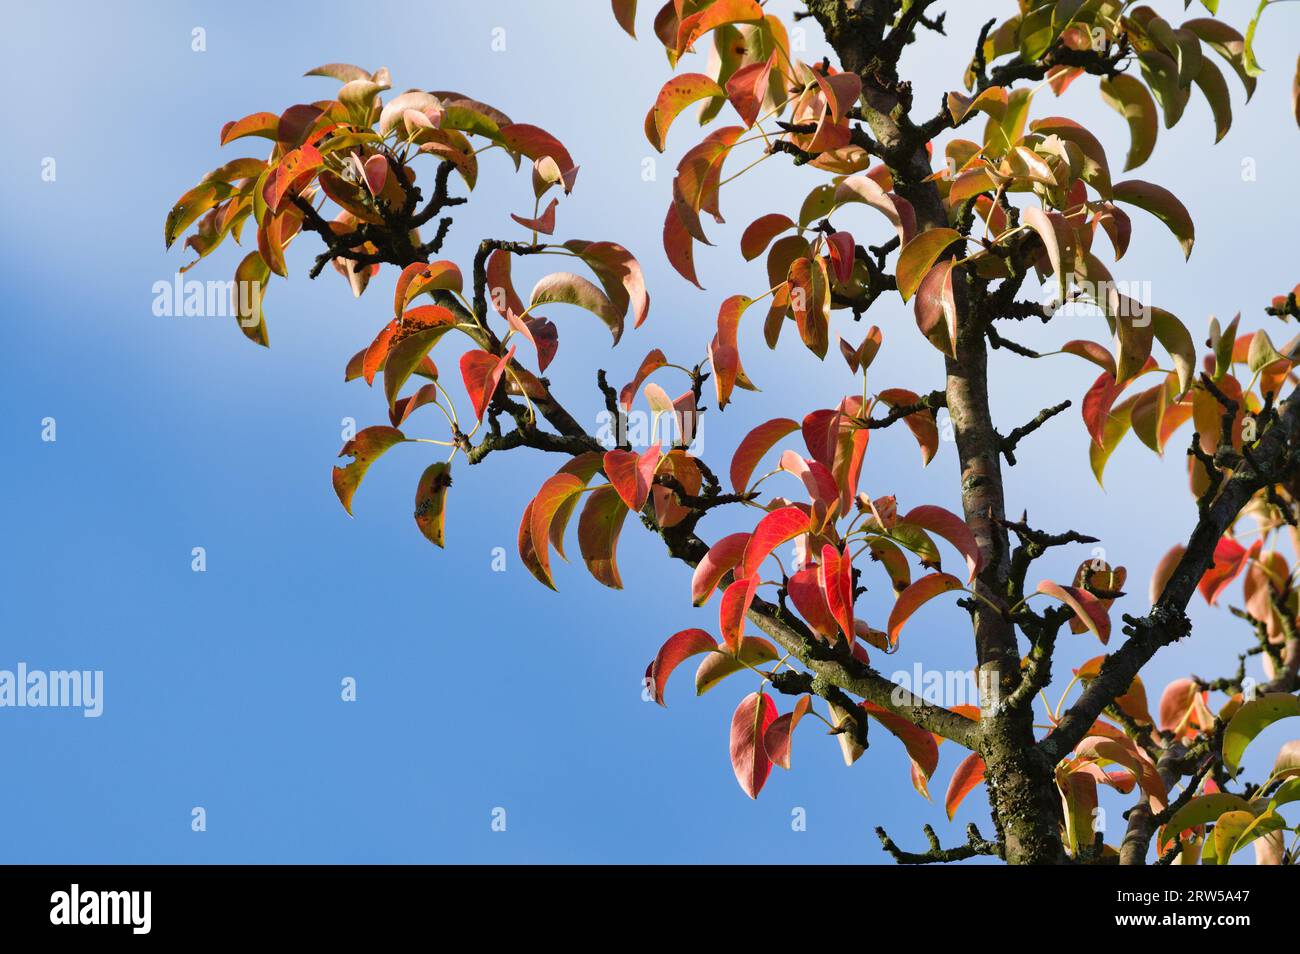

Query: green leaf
[1112,179,1195,259]
[1243,0,1269,77]
[1183,18,1258,100]
[233,251,270,347]
[414,461,452,547]
[695,636,779,695]
[383,313,458,410]
[1100,75,1159,171]
[1158,792,1253,850]
[1151,308,1195,395]
[529,272,624,344]
[1223,693,1300,772]
[1192,55,1233,143]
[896,228,963,301]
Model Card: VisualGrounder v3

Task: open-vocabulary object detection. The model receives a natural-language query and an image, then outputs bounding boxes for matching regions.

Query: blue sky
[1,0,1296,863]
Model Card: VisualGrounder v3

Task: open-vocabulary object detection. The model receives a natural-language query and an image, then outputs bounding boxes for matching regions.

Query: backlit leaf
[1223,694,1300,772]
[413,461,452,547]
[645,74,725,151]
[887,573,964,647]
[647,628,717,705]
[1099,75,1159,171]
[332,426,406,515]
[896,229,963,301]
[730,691,778,798]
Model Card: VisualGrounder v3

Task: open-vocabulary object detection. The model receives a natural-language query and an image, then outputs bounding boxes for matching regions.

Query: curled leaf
[647,628,717,706]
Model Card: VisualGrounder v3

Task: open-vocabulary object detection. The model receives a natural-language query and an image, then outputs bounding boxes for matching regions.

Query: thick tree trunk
[812,0,1067,862]
[945,327,1066,864]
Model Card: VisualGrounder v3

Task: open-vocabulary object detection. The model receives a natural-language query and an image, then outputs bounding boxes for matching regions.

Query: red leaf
[647,628,717,705]
[899,505,983,582]
[611,0,637,37]
[712,293,755,409]
[719,575,759,651]
[675,0,765,60]
[394,261,463,317]
[765,696,812,770]
[692,532,750,606]
[726,55,777,128]
[219,111,279,146]
[390,382,441,427]
[820,544,855,638]
[1037,580,1112,644]
[739,506,811,578]
[1198,535,1248,605]
[730,692,778,799]
[1158,678,1207,735]
[779,452,838,527]
[262,145,323,213]
[498,124,576,188]
[361,154,388,196]
[603,445,661,512]
[826,231,856,284]
[913,260,958,356]
[730,418,800,493]
[362,320,399,386]
[507,313,559,373]
[787,566,840,639]
[876,388,939,465]
[739,212,796,262]
[663,201,703,288]
[459,346,515,421]
[862,702,941,797]
[620,349,669,411]
[562,240,651,329]
[510,197,559,234]
[645,73,724,151]
[485,249,526,319]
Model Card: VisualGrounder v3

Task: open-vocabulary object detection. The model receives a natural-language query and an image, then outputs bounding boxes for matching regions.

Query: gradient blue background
[1,0,1296,863]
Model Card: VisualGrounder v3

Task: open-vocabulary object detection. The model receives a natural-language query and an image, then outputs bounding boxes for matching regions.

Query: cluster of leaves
[165,0,1300,863]
[602,0,1300,860]
[165,64,651,546]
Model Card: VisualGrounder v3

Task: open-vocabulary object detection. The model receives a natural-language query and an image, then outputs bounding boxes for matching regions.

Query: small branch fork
[1000,400,1071,466]
[876,823,1003,864]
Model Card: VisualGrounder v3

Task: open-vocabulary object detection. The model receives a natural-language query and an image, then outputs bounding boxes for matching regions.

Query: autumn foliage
[166,0,1300,865]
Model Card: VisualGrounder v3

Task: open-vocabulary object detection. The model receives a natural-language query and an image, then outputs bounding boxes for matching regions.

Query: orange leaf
[945,753,987,820]
[887,573,963,647]
[331,426,406,516]
[644,73,724,152]
[526,473,586,590]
